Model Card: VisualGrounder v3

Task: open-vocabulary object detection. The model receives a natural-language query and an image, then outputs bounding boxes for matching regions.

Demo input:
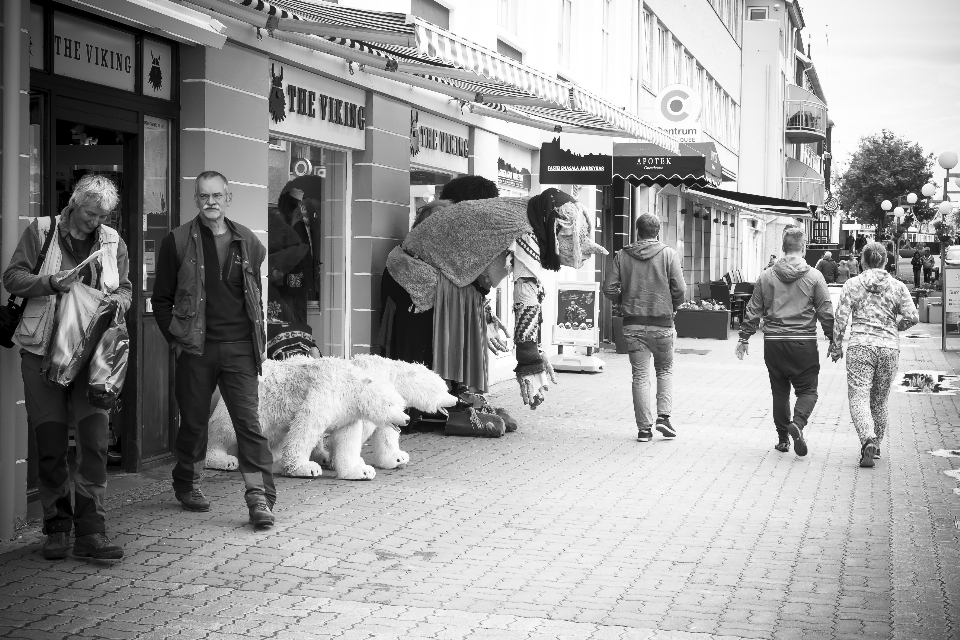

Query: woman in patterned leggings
[828,243,919,467]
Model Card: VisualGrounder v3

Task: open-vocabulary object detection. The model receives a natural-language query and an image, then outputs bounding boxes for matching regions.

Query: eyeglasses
[197,192,226,202]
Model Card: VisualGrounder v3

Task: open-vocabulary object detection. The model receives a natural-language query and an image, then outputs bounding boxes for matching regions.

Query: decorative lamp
[922,184,937,198]
[907,193,918,204]
[893,206,905,219]
[881,200,892,211]
[938,201,954,217]
[939,151,959,170]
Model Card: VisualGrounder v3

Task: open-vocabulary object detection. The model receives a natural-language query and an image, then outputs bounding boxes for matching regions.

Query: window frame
[747,6,768,20]
[558,0,573,69]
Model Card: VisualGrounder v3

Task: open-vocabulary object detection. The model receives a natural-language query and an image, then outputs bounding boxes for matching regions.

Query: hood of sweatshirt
[772,256,811,283]
[622,239,666,261]
[860,268,891,294]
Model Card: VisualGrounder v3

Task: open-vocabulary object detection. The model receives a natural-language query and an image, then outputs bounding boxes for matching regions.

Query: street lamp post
[940,151,959,203]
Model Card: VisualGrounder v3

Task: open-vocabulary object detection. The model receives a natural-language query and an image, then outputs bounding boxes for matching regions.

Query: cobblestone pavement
[1,325,959,640]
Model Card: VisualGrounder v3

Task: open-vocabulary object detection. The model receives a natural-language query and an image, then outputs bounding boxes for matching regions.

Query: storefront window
[268,137,348,357]
[143,116,171,294]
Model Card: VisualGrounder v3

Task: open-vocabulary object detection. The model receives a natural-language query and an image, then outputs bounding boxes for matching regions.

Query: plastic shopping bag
[86,306,130,410]
[41,282,112,388]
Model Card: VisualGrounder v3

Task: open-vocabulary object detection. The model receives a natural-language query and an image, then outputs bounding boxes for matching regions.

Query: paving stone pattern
[0,327,958,639]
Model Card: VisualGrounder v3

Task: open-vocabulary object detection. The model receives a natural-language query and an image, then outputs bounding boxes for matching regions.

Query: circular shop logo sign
[655,84,702,125]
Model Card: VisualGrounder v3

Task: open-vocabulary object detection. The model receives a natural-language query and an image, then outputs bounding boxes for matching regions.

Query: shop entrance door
[54,104,138,472]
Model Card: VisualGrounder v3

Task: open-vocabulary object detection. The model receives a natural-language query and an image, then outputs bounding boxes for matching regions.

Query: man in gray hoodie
[736,226,834,456]
[603,213,686,442]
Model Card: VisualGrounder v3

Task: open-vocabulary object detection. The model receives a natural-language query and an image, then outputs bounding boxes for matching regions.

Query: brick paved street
[0,325,958,640]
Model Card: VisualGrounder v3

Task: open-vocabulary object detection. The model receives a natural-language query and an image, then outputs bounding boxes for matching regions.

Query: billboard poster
[553,282,600,347]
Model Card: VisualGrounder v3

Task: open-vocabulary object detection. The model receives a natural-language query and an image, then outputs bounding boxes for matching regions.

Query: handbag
[0,214,58,348]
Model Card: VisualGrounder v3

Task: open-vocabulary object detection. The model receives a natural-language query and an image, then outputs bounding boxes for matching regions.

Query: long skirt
[379,268,434,367]
[433,274,488,393]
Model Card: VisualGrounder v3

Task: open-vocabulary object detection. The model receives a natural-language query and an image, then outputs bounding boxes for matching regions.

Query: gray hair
[823,251,832,259]
[636,213,660,240]
[194,170,230,197]
[68,174,119,212]
[862,242,887,269]
[782,226,806,253]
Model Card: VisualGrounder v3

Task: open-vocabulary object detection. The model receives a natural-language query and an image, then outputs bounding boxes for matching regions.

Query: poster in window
[553,281,600,347]
[143,39,172,101]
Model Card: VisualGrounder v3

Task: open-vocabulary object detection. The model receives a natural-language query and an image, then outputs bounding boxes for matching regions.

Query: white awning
[62,0,227,47]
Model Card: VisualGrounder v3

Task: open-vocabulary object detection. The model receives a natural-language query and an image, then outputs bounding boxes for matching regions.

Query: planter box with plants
[674,300,730,340]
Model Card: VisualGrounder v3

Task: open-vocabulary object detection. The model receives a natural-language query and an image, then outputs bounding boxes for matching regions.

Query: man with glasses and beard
[153,170,276,528]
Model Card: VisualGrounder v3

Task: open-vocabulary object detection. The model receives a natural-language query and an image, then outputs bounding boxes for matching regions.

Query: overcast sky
[799,0,960,195]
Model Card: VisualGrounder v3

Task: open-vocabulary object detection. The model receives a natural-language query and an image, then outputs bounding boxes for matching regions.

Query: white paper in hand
[64,248,106,278]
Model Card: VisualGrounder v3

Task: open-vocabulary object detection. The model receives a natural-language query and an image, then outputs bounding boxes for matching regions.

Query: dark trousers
[763,340,820,440]
[173,342,276,507]
[21,351,109,536]
[914,268,922,288]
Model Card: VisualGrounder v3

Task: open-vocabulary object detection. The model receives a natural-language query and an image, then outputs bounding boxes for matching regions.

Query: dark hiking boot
[859,439,877,468]
[637,426,653,442]
[42,532,71,560]
[176,488,211,512]
[787,422,808,457]
[655,415,676,438]
[73,533,123,560]
[248,501,275,528]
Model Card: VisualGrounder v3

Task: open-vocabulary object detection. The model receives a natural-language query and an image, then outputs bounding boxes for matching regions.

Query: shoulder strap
[32,214,57,276]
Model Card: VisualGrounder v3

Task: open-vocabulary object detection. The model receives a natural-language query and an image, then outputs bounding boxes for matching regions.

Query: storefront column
[469,128,498,183]
[354,93,411,355]
[179,43,269,230]
[612,177,631,253]
[0,0,31,538]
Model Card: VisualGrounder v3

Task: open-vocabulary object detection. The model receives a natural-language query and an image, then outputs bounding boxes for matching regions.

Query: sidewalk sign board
[549,281,604,372]
[943,266,960,351]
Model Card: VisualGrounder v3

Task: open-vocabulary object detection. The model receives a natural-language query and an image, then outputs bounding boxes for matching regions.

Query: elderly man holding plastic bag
[2,175,132,561]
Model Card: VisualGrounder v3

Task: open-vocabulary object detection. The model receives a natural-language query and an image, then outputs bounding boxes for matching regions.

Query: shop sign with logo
[410,110,470,174]
[497,141,533,191]
[53,13,136,92]
[655,83,702,144]
[813,220,830,244]
[268,61,366,151]
[142,39,172,101]
[540,135,612,185]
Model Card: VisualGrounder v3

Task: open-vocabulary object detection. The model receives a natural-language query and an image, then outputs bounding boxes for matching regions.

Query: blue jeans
[622,325,675,427]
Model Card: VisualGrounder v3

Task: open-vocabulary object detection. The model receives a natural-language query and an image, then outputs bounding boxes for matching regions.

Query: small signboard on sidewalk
[553,282,600,347]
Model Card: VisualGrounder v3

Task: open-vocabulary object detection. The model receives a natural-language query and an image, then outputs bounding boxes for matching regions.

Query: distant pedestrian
[847,256,860,277]
[911,247,924,287]
[603,213,686,443]
[923,248,937,282]
[885,244,897,276]
[816,251,838,284]
[153,170,277,528]
[829,243,918,467]
[836,260,851,284]
[736,227,835,456]
[2,175,131,560]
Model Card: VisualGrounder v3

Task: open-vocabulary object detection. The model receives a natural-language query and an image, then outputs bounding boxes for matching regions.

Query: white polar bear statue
[205,356,409,480]
[325,354,458,472]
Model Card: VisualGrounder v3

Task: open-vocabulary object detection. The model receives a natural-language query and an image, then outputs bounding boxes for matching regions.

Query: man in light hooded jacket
[736,227,834,456]
[603,213,685,443]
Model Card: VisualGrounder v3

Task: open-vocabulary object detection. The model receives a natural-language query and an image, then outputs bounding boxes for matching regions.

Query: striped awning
[189,0,675,147]
[687,186,817,218]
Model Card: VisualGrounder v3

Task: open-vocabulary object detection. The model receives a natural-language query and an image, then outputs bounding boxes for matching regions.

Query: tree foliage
[836,130,934,228]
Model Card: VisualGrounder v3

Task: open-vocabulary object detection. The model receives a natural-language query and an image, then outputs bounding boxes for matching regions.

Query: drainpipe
[1,0,24,541]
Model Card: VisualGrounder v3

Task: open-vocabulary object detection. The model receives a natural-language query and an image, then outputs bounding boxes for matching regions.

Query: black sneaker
[73,533,123,560]
[248,501,275,527]
[176,488,211,512]
[655,416,676,438]
[787,422,808,457]
[859,439,876,468]
[42,532,71,560]
[774,440,790,453]
[637,426,653,442]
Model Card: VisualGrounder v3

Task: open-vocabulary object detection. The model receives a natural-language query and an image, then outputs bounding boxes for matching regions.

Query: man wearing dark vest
[153,170,276,527]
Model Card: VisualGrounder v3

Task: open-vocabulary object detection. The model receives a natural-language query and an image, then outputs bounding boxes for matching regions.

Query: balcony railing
[784,176,825,206]
[785,99,827,143]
